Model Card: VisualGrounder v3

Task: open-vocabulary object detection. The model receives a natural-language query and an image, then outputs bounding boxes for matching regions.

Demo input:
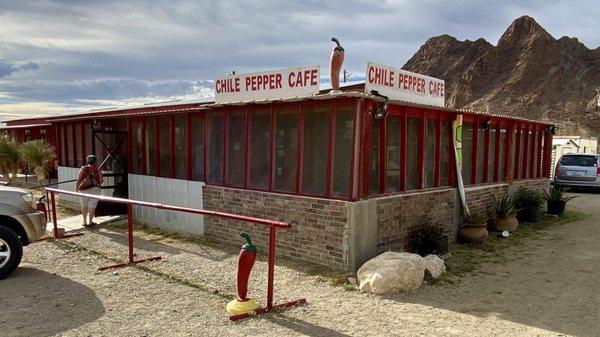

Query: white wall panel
[128,174,205,235]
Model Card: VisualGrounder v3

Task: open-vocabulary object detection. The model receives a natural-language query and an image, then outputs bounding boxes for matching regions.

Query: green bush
[515,186,543,209]
[491,193,517,217]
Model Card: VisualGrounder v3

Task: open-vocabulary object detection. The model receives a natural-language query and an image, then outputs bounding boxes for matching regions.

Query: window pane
[60,125,66,166]
[146,118,156,176]
[425,120,436,188]
[302,105,329,195]
[476,127,485,184]
[274,107,298,191]
[191,117,205,181]
[84,123,92,159]
[75,124,82,167]
[249,110,270,189]
[159,116,171,177]
[385,116,400,192]
[529,131,536,178]
[519,130,525,179]
[66,124,73,167]
[406,118,420,190]
[207,113,224,184]
[332,108,354,197]
[462,122,474,185]
[132,121,143,174]
[498,127,507,181]
[440,121,451,186]
[488,127,497,182]
[227,111,246,187]
[370,119,380,195]
[174,115,188,180]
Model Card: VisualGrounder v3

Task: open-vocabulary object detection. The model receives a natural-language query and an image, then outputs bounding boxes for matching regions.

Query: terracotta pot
[494,215,519,232]
[458,223,488,243]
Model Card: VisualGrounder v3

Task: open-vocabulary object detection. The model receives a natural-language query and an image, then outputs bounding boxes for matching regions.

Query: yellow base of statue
[226,298,259,315]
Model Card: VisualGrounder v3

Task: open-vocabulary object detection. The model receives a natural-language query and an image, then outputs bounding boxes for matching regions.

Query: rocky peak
[497,15,554,48]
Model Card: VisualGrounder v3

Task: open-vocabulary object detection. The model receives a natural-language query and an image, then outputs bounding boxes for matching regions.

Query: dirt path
[1,192,598,337]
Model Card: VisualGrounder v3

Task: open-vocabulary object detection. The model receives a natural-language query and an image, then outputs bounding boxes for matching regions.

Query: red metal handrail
[44,187,303,319]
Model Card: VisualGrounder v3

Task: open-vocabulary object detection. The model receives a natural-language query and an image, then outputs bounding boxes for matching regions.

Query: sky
[0,0,598,121]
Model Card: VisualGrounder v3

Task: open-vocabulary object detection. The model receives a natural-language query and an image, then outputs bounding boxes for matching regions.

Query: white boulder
[357,251,426,294]
[423,254,446,279]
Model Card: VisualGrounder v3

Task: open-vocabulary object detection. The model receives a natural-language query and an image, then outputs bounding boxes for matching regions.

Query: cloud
[0,61,40,77]
[0,0,599,119]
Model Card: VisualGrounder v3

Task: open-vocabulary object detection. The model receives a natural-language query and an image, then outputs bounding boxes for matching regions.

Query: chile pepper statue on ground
[226,233,260,315]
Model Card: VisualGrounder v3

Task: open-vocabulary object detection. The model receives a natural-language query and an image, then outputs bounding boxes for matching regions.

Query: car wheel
[0,226,23,279]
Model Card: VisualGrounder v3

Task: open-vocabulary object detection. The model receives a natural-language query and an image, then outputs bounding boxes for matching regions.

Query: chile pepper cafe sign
[365,61,445,107]
[214,66,320,104]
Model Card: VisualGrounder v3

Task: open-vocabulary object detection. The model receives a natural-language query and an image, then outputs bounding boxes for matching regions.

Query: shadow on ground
[0,267,105,337]
[384,191,600,336]
[266,314,352,337]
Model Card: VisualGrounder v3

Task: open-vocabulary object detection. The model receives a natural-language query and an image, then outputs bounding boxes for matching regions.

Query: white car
[0,186,47,279]
[554,153,600,190]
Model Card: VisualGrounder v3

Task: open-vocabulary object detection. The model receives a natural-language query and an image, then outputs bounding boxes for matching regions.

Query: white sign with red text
[365,61,445,107]
[214,66,320,104]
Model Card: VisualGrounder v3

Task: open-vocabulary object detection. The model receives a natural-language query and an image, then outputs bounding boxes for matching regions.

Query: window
[406,118,420,190]
[424,119,436,188]
[301,105,329,195]
[66,124,74,167]
[498,127,507,181]
[174,115,188,180]
[60,125,66,166]
[488,127,497,182]
[332,106,354,197]
[462,122,474,185]
[440,120,452,186]
[146,118,156,176]
[84,123,92,159]
[519,130,525,179]
[191,116,205,181]
[248,109,271,189]
[75,124,82,166]
[529,131,536,178]
[226,111,246,187]
[274,107,298,192]
[370,119,381,195]
[159,116,171,177]
[132,121,144,174]
[385,116,400,192]
[476,126,485,184]
[207,112,224,184]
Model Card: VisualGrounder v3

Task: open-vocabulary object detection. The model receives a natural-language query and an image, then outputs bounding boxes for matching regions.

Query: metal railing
[44,187,304,319]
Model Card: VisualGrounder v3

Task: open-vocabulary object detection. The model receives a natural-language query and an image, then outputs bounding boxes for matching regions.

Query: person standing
[76,155,103,226]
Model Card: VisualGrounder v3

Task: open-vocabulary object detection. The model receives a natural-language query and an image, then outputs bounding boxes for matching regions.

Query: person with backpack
[76,155,103,226]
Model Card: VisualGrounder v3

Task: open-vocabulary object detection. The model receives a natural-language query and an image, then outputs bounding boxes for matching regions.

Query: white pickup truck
[0,186,47,279]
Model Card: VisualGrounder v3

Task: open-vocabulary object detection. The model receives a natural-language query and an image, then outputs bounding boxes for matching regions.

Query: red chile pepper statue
[226,233,260,315]
[329,37,345,93]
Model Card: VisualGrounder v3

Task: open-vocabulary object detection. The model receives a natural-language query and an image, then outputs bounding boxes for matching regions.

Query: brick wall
[465,179,550,215]
[202,186,350,269]
[375,188,455,253]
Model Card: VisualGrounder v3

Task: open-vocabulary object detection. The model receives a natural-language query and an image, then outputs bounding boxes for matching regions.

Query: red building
[2,81,553,271]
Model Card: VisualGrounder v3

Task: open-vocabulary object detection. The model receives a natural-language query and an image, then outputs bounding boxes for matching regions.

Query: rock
[357,251,426,294]
[347,277,357,285]
[423,254,446,279]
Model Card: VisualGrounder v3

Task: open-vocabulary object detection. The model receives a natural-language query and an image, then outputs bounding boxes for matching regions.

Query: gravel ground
[1,191,599,337]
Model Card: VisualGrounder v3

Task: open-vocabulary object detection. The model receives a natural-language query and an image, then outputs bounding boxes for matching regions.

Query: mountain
[403,15,600,137]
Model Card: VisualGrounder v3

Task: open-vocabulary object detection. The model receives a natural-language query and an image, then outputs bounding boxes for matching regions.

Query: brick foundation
[202,186,350,269]
[465,179,550,215]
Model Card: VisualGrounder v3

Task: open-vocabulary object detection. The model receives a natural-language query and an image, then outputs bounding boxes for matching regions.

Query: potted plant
[409,223,448,256]
[515,186,543,223]
[543,186,576,216]
[491,193,519,232]
[458,212,489,243]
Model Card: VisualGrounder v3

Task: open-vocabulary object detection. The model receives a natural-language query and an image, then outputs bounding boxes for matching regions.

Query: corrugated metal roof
[0,123,52,130]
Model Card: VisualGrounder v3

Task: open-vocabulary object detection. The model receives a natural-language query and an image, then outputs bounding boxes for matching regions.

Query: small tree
[19,140,56,185]
[0,136,21,182]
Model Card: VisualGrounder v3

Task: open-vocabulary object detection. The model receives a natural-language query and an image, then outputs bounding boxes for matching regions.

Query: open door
[91,129,128,215]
